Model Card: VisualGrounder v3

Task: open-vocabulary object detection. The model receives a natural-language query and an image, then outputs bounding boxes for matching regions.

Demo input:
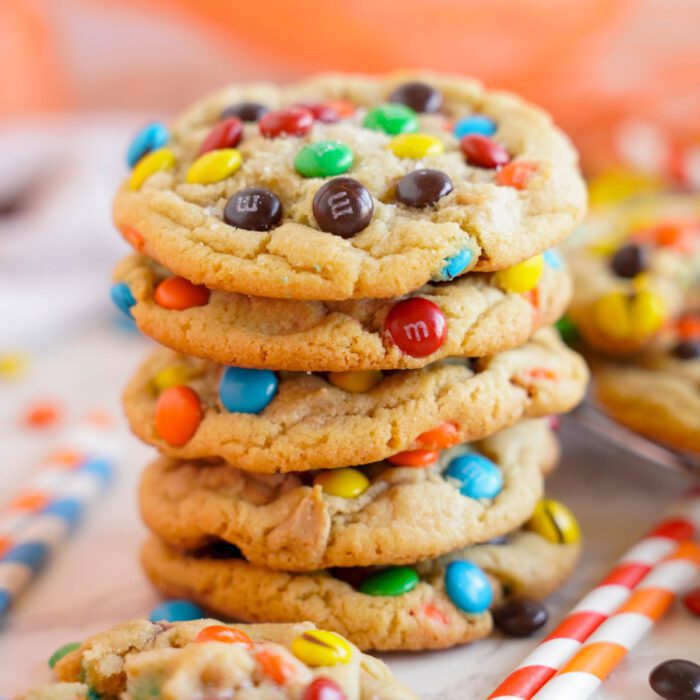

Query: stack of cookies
[111,73,590,651]
[564,194,700,455]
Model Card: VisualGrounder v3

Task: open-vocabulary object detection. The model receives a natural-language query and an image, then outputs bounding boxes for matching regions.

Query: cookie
[114,250,571,371]
[25,620,415,700]
[123,328,588,472]
[565,194,700,354]
[594,312,700,454]
[141,522,581,651]
[140,419,557,570]
[113,72,586,301]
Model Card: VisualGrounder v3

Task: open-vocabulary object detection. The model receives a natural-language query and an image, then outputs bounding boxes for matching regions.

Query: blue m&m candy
[110,283,136,319]
[445,560,492,613]
[127,122,169,168]
[444,453,503,499]
[543,249,564,270]
[148,599,203,622]
[219,367,278,414]
[437,248,473,281]
[453,115,497,139]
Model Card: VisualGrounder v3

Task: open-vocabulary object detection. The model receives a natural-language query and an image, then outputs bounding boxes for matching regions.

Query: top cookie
[565,194,700,354]
[114,72,586,300]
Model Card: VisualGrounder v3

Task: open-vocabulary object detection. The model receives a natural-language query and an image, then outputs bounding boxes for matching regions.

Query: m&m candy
[219,367,278,414]
[395,169,453,208]
[260,107,314,138]
[148,599,203,622]
[360,566,419,596]
[388,134,444,159]
[221,101,268,122]
[128,148,175,191]
[295,141,353,178]
[199,117,243,154]
[363,104,419,135]
[153,365,194,391]
[492,598,548,637]
[256,647,297,685]
[495,255,544,293]
[389,81,442,114]
[384,297,447,357]
[526,499,580,544]
[110,282,136,319]
[224,188,283,231]
[444,560,492,613]
[154,386,203,446]
[195,625,253,647]
[295,101,340,123]
[649,659,700,700]
[673,340,700,360]
[453,115,497,138]
[387,449,440,467]
[416,422,460,449]
[460,134,510,169]
[302,678,347,700]
[327,370,383,393]
[543,249,564,270]
[291,630,352,667]
[314,468,370,499]
[609,243,647,278]
[444,453,503,499]
[312,177,373,238]
[495,161,537,190]
[48,641,81,669]
[186,148,242,184]
[126,122,169,168]
[436,248,473,281]
[593,289,664,340]
[154,277,210,310]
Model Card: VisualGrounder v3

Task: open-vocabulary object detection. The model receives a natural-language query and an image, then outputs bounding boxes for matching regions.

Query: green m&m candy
[49,641,81,669]
[359,566,419,596]
[295,141,354,178]
[363,104,419,135]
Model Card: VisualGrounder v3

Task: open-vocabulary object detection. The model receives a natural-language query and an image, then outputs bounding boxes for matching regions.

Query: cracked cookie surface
[141,529,579,652]
[116,251,571,371]
[140,419,556,570]
[114,72,586,300]
[123,328,588,472]
[22,619,415,700]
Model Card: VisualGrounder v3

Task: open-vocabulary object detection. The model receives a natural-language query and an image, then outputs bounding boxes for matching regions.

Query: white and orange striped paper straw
[532,539,700,699]
[487,490,700,700]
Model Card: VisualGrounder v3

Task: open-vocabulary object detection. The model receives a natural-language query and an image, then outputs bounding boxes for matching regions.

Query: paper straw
[532,540,700,700]
[487,490,700,700]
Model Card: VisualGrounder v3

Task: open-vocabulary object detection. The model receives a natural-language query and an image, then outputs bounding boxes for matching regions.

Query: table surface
[0,318,698,699]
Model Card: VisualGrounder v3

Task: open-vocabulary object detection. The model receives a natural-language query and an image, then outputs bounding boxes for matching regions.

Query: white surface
[0,319,698,698]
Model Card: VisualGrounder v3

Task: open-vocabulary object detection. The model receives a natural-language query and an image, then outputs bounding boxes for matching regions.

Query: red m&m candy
[460,134,510,169]
[195,625,253,647]
[384,298,447,357]
[295,102,340,123]
[154,277,210,310]
[200,117,243,154]
[154,386,202,446]
[388,449,440,467]
[496,161,537,189]
[303,678,347,700]
[260,107,314,138]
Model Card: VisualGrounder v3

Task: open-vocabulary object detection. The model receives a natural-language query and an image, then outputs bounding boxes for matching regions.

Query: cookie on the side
[114,72,586,300]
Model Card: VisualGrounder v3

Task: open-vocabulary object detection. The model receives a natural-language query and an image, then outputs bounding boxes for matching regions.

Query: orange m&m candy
[387,449,440,467]
[195,625,253,648]
[677,315,700,341]
[255,648,297,685]
[495,161,537,190]
[416,422,459,449]
[154,277,210,310]
[121,226,145,252]
[154,386,202,446]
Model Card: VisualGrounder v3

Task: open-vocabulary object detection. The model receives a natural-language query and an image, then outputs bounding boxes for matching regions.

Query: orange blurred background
[2,0,700,176]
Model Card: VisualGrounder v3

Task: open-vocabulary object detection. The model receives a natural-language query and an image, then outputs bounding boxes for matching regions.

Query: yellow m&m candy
[291,630,352,667]
[495,255,544,293]
[327,370,383,393]
[186,148,242,184]
[153,365,194,392]
[129,148,176,191]
[593,289,664,340]
[526,499,580,544]
[388,134,444,159]
[314,468,370,499]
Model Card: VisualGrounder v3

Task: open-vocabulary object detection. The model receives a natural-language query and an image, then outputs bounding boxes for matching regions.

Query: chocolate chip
[389,81,443,113]
[396,169,453,208]
[610,244,647,278]
[492,598,549,637]
[220,101,269,122]
[649,659,700,700]
[672,340,700,360]
[224,188,282,231]
[312,177,373,238]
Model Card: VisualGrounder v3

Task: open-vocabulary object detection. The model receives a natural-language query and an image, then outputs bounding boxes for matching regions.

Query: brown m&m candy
[672,340,700,360]
[312,177,373,238]
[396,169,453,208]
[389,81,443,114]
[224,188,283,231]
[492,598,549,637]
[220,101,269,122]
[610,244,647,278]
